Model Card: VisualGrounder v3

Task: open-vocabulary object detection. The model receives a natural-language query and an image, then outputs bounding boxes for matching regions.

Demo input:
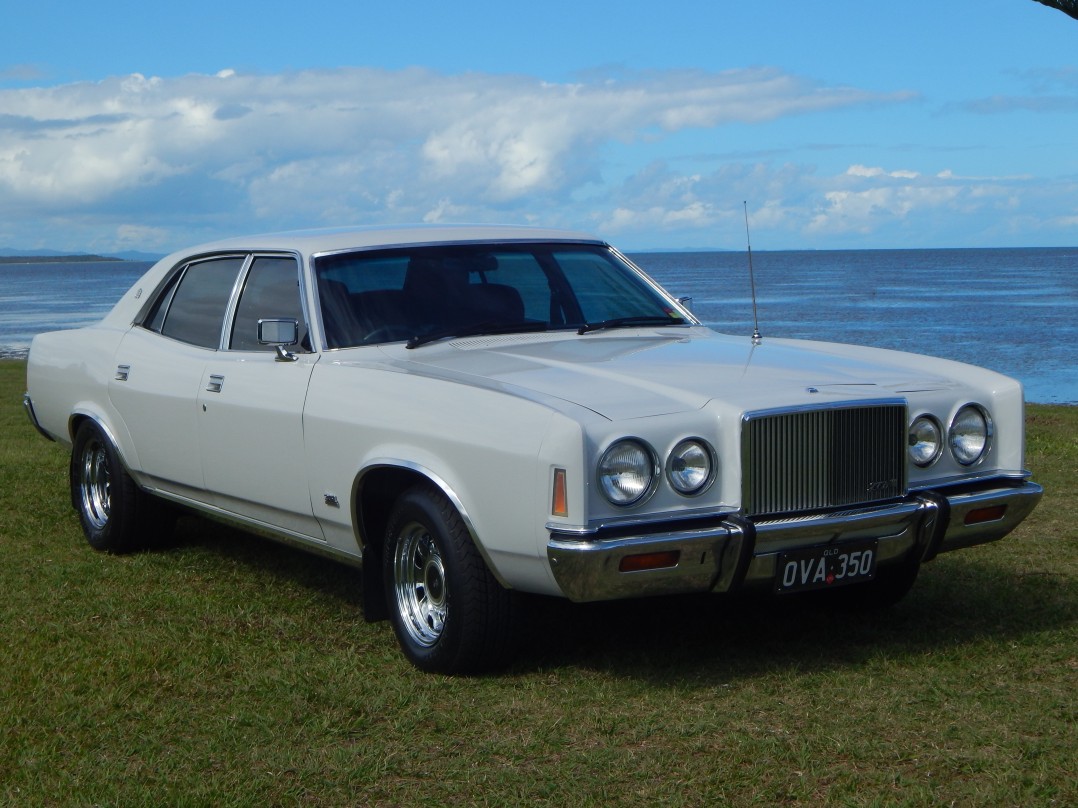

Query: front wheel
[383,485,517,673]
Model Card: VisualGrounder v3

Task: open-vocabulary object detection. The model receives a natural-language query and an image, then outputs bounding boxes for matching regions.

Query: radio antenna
[743,201,762,344]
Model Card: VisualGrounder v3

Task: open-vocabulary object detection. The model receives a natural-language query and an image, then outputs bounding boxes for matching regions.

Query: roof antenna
[743,201,762,344]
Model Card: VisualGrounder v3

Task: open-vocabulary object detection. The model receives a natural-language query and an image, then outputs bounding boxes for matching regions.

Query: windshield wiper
[406,320,548,349]
[576,315,686,335]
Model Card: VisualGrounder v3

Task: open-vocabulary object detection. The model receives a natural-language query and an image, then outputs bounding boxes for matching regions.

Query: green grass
[2,358,1075,806]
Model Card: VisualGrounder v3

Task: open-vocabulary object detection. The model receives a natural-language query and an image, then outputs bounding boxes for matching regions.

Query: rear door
[110,255,245,498]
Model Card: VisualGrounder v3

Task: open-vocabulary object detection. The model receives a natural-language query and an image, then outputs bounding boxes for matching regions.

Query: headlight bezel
[948,403,992,466]
[596,438,659,507]
[665,437,718,497]
[908,414,944,468]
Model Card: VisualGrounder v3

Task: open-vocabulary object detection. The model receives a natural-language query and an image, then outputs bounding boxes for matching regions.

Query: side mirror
[257,318,299,346]
[677,296,694,314]
[257,318,300,362]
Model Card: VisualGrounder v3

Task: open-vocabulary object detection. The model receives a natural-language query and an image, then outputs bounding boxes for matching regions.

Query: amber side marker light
[619,551,680,573]
[965,505,1007,526]
[551,468,568,517]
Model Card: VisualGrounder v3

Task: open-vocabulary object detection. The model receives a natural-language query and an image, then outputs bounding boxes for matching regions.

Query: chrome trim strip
[607,245,702,325]
[910,468,1031,491]
[22,393,54,441]
[148,488,364,570]
[545,503,740,535]
[741,397,908,420]
[219,253,255,350]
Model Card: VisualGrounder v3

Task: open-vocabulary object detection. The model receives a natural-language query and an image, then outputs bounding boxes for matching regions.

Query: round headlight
[667,439,715,495]
[949,405,991,466]
[908,415,943,467]
[598,439,656,506]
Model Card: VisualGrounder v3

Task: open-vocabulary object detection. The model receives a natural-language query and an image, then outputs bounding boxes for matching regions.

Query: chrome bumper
[546,479,1043,603]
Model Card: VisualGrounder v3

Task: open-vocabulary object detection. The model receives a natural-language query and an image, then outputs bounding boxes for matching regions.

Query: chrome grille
[742,402,907,517]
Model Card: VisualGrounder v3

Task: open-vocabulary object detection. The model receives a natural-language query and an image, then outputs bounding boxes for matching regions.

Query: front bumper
[546,478,1043,602]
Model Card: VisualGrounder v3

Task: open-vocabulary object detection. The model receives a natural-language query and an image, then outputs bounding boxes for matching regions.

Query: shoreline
[3,355,1073,405]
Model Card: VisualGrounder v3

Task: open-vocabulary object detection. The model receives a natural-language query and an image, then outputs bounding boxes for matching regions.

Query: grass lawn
[2,358,1075,806]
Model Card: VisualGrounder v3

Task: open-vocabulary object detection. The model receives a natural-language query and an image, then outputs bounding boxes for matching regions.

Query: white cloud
[0,66,907,249]
[847,165,920,180]
[0,65,1073,251]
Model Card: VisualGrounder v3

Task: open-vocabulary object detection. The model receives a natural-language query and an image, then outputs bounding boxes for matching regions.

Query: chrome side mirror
[258,318,299,345]
[257,318,300,361]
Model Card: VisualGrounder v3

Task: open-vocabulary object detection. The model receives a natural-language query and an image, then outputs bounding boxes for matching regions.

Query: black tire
[70,420,171,553]
[382,484,517,674]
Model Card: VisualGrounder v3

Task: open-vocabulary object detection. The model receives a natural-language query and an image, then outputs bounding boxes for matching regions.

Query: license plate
[775,540,878,594]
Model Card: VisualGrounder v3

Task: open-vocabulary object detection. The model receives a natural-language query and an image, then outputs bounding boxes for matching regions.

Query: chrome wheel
[78,436,112,531]
[71,420,165,554]
[383,484,518,673]
[391,521,448,648]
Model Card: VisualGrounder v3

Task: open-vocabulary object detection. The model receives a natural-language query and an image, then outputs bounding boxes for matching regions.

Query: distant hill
[0,253,121,264]
[0,247,164,263]
[111,250,165,262]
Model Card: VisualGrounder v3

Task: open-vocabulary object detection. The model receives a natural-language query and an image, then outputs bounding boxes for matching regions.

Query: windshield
[313,242,689,349]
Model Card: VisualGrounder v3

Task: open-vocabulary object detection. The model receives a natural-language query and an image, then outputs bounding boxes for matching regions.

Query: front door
[196,254,324,540]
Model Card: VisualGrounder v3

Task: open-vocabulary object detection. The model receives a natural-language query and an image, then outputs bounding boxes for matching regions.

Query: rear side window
[151,257,245,349]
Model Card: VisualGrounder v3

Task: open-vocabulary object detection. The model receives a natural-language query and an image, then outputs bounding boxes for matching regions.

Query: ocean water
[1,249,1075,404]
[0,260,153,357]
[632,248,1077,405]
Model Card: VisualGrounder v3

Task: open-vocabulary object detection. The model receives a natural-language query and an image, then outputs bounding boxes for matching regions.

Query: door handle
[206,374,225,393]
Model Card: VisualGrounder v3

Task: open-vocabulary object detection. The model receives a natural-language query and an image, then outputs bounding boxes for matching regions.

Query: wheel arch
[353,460,500,575]
[351,459,510,622]
[67,412,133,510]
[68,406,140,469]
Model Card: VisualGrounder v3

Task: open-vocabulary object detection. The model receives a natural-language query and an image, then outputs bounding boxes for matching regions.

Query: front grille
[742,402,907,517]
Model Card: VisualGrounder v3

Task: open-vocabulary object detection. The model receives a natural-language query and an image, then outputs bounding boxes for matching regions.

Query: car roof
[178,224,606,257]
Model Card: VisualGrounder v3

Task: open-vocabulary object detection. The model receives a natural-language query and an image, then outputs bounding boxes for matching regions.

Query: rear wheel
[71,420,170,553]
[383,484,517,673]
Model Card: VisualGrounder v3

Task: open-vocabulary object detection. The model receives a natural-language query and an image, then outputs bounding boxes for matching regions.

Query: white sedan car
[24,225,1043,672]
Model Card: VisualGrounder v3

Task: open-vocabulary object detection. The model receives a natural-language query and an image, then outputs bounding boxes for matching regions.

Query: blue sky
[1,0,1076,253]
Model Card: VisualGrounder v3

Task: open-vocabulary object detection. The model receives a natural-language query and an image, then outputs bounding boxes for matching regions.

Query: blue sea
[1,248,1075,404]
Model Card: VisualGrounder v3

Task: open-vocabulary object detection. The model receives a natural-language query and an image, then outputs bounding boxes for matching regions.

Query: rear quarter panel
[27,326,135,460]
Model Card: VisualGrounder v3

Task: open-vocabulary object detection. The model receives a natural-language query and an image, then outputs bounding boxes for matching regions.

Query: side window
[157,257,245,349]
[229,256,307,351]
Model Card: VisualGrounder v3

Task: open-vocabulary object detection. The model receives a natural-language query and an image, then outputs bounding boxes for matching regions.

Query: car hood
[376,328,973,420]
